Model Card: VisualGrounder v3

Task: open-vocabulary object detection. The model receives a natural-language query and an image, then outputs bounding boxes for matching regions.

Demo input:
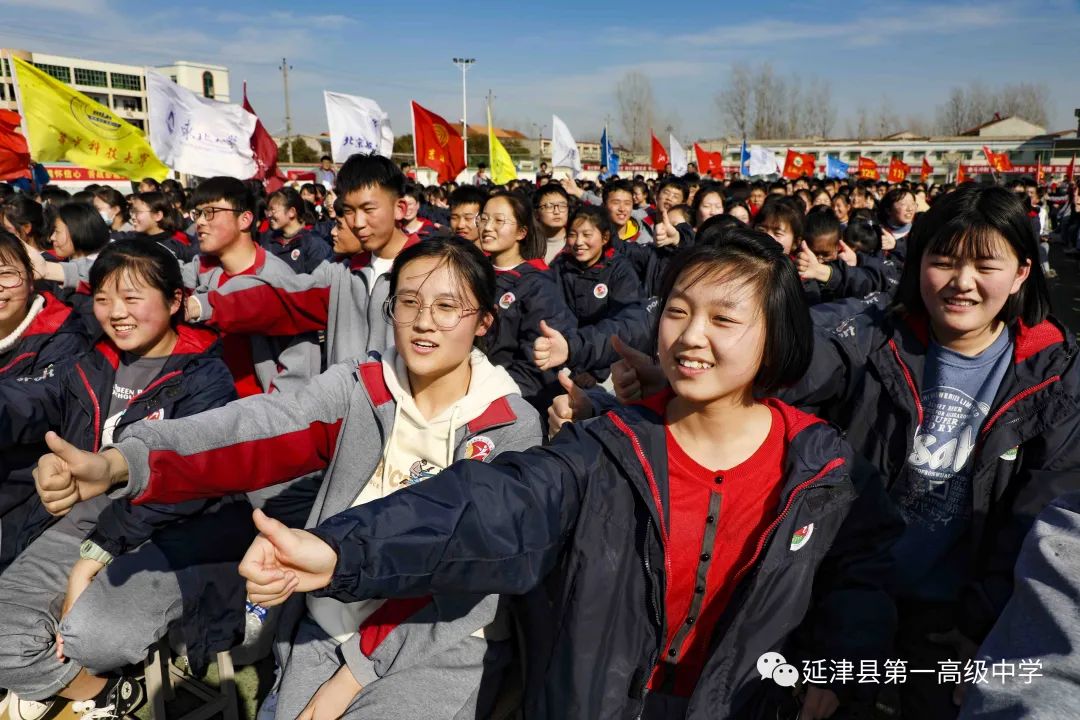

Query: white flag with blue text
[146,70,256,178]
[324,91,393,163]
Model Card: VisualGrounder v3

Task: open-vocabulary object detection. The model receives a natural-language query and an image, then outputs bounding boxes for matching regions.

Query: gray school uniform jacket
[186,248,413,367]
[106,350,542,698]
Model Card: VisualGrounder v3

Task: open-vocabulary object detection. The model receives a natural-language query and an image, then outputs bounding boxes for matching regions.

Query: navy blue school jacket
[786,308,1080,642]
[259,226,333,274]
[549,249,650,382]
[0,291,92,567]
[0,323,237,559]
[307,396,901,719]
[490,258,577,408]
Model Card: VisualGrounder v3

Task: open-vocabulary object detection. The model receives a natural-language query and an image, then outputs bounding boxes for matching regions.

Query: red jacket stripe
[359,596,434,658]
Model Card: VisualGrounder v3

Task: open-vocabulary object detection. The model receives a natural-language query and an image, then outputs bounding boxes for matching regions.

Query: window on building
[128,119,145,131]
[74,68,108,87]
[1,58,9,78]
[113,95,143,112]
[34,63,71,83]
[111,72,142,91]
[202,71,215,99]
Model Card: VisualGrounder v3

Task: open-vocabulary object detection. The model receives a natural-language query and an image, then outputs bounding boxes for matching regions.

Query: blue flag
[825,155,850,179]
[600,127,619,178]
[740,138,750,176]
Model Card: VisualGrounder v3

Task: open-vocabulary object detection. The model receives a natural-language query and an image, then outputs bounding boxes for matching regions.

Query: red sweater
[649,403,786,696]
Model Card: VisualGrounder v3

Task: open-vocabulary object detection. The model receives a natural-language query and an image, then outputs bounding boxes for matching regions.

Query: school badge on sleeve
[465,435,495,461]
[499,292,516,309]
[593,283,608,299]
[291,248,301,261]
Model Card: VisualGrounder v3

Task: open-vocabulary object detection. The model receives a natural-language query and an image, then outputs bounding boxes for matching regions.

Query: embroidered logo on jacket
[290,248,301,261]
[465,435,495,461]
[593,283,608,299]
[145,408,166,421]
[789,523,814,551]
[499,292,516,309]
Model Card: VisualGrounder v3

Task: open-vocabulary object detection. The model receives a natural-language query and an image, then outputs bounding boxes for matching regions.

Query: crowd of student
[0,154,1077,720]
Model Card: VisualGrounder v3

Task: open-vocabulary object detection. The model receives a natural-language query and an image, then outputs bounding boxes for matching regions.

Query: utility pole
[280,57,293,163]
[453,57,475,168]
[486,89,495,168]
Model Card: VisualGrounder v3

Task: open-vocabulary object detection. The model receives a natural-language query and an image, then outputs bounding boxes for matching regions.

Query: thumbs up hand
[533,320,570,370]
[654,208,679,247]
[610,335,665,403]
[838,239,858,267]
[239,508,337,607]
[34,431,123,516]
[796,241,831,283]
[547,369,596,439]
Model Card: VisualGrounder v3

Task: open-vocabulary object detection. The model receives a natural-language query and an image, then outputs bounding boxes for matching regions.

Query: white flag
[748,145,781,177]
[669,134,688,176]
[324,91,393,163]
[551,115,582,177]
[146,71,256,178]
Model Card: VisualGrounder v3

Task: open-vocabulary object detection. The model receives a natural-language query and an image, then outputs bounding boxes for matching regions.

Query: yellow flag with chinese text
[11,56,169,181]
[487,104,517,185]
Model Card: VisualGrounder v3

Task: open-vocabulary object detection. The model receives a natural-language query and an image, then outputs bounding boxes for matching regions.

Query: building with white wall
[0,49,230,133]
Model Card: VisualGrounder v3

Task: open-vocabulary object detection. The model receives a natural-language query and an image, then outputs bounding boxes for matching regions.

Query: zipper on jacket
[888,339,923,426]
[731,457,846,585]
[979,375,1062,440]
[74,362,102,452]
[636,516,661,720]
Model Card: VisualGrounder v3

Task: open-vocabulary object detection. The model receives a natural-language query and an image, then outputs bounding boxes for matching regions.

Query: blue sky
[2,0,1079,143]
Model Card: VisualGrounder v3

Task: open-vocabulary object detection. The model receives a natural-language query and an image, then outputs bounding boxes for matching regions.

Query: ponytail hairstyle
[1,195,47,250]
[843,209,882,254]
[484,190,544,260]
[93,186,130,226]
[268,187,316,226]
[133,191,179,233]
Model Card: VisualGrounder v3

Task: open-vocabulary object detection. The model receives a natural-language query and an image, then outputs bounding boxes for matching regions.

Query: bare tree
[997,82,1051,127]
[752,63,789,139]
[715,62,753,137]
[615,71,656,153]
[803,77,835,138]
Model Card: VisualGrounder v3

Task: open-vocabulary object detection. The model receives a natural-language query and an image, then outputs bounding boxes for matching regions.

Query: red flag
[693,143,724,178]
[887,157,910,183]
[0,109,31,181]
[920,157,933,183]
[650,133,669,173]
[782,149,815,179]
[857,157,879,180]
[242,83,286,193]
[1036,157,1045,185]
[1068,155,1075,184]
[412,101,465,184]
[982,145,1014,173]
[957,165,968,183]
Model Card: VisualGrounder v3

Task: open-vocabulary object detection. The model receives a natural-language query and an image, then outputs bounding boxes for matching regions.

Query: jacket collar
[94,323,221,371]
[900,311,1067,365]
[197,242,267,277]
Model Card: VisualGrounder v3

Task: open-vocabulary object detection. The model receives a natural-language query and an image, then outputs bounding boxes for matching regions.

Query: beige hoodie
[308,346,522,642]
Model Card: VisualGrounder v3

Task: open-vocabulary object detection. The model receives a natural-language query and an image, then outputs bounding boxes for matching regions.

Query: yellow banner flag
[487,105,517,185]
[11,56,169,181]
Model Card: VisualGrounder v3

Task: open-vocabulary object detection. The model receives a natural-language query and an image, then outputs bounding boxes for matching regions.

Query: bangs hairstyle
[133,191,180,233]
[335,154,406,199]
[567,204,613,243]
[89,239,185,323]
[656,228,812,394]
[892,184,1049,326]
[484,191,544,260]
[387,237,497,350]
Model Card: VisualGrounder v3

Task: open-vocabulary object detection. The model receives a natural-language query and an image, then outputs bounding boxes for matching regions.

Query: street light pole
[279,57,294,163]
[453,57,475,169]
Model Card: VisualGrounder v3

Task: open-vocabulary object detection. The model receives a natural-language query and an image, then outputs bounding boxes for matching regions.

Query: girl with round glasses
[39,237,543,720]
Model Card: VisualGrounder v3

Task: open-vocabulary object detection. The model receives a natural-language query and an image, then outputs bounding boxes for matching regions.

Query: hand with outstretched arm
[239,508,337,606]
[34,431,128,516]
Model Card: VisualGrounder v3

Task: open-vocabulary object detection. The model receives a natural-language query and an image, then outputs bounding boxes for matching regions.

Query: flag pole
[5,52,32,157]
[410,102,417,170]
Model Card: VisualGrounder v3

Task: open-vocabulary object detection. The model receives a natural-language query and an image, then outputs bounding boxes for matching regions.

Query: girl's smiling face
[567,217,608,267]
[93,270,181,357]
[658,264,766,407]
[920,230,1030,352]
